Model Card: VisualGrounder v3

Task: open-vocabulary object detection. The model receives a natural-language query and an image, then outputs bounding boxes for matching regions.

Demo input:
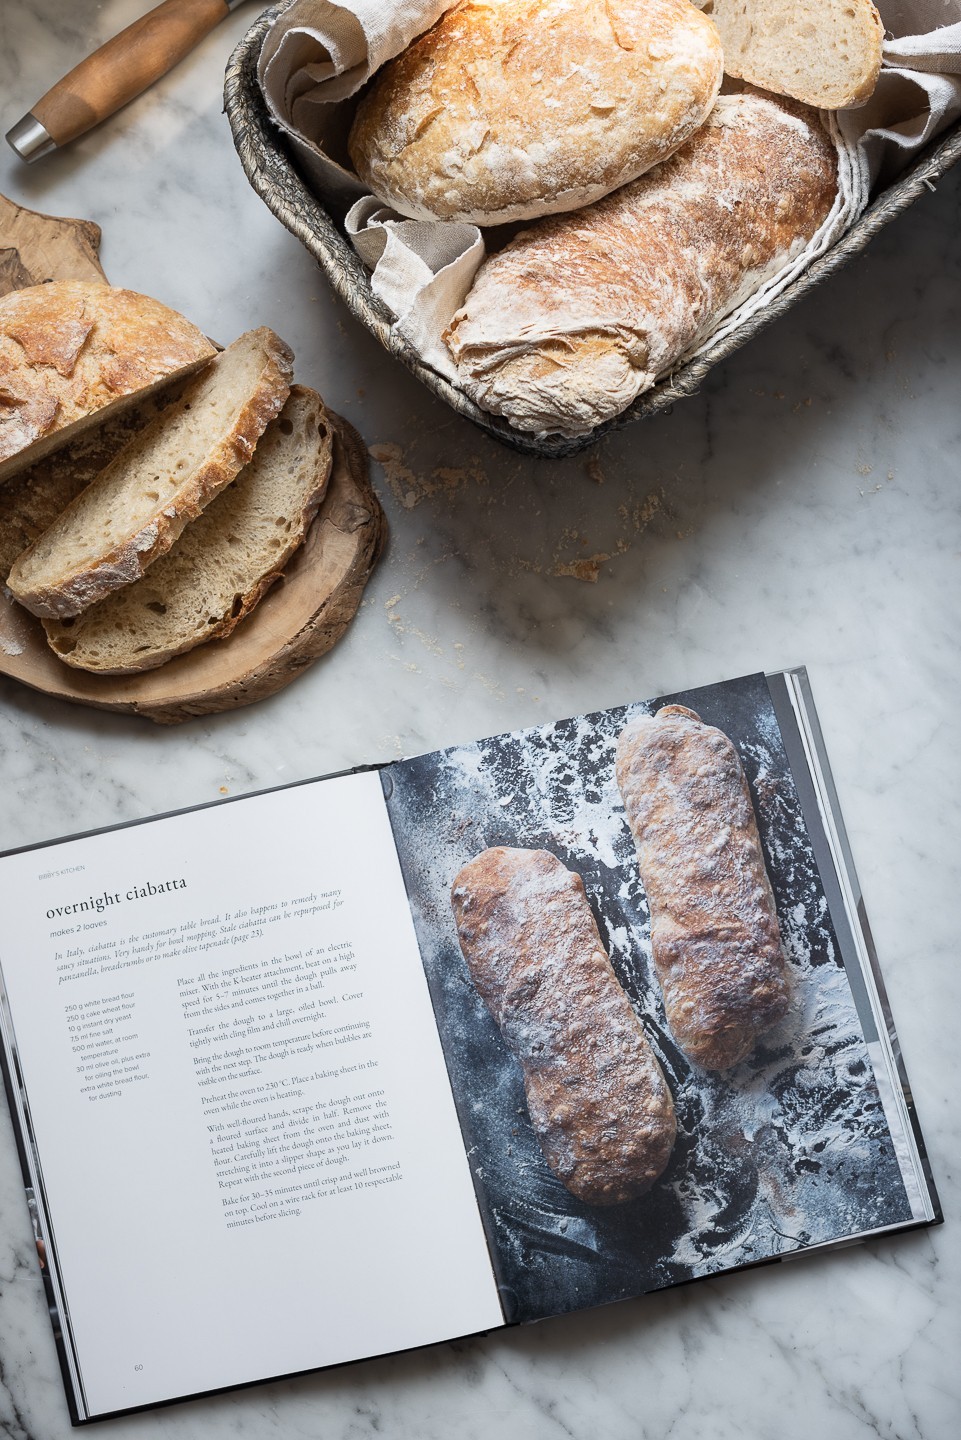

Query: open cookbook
[0,668,940,1423]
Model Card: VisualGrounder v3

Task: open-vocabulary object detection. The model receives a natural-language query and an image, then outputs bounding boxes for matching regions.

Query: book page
[0,770,503,1418]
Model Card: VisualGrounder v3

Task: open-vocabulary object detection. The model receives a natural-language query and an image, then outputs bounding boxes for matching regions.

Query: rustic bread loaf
[43,386,333,674]
[615,706,790,1070]
[451,846,676,1205]
[7,328,294,619]
[348,0,723,225]
[0,281,215,484]
[704,0,883,109]
[0,386,188,582]
[445,92,838,436]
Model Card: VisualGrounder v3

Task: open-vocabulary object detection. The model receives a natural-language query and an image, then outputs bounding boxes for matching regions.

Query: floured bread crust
[0,281,215,482]
[451,845,676,1205]
[615,706,790,1070]
[348,0,723,225]
[445,91,838,436]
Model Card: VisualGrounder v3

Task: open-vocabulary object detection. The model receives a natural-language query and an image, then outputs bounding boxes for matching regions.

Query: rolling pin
[6,0,251,162]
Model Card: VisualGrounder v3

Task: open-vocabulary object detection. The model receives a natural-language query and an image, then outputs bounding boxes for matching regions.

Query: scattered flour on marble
[367,438,670,582]
[369,442,488,510]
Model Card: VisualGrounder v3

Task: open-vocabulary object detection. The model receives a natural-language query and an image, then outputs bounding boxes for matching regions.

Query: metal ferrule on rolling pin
[5,0,249,162]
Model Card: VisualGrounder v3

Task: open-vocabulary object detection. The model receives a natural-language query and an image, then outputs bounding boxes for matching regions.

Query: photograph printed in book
[383,672,916,1323]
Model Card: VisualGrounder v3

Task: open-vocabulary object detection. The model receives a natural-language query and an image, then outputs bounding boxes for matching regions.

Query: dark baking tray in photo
[225,3,961,458]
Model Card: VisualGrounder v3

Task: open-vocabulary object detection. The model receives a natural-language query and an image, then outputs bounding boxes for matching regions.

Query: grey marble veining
[0,3,959,1437]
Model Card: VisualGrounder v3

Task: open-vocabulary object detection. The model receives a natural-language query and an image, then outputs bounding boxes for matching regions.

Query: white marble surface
[0,2,958,1435]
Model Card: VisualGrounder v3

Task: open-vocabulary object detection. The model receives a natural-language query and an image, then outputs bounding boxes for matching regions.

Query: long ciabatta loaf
[348,0,723,226]
[7,328,294,619]
[451,846,676,1206]
[615,706,790,1070]
[445,92,839,436]
[0,281,214,483]
[43,386,334,674]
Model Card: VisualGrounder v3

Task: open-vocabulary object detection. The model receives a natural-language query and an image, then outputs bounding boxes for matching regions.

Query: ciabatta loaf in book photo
[0,281,215,483]
[348,0,724,225]
[445,91,840,436]
[7,328,294,619]
[451,846,677,1206]
[43,386,335,674]
[615,705,790,1070]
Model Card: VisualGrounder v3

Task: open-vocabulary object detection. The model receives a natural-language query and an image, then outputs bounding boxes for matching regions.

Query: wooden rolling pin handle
[15,0,232,156]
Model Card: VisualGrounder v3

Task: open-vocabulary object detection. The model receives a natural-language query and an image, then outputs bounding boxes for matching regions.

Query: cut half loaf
[0,281,215,483]
[44,386,333,674]
[7,327,294,618]
[703,0,884,109]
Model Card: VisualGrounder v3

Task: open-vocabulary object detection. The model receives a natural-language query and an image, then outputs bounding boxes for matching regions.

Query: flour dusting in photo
[384,672,912,1322]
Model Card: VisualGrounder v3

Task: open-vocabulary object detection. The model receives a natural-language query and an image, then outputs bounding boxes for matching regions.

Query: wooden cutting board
[0,194,386,723]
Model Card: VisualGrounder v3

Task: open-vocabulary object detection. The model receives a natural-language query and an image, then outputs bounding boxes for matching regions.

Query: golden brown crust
[446,91,839,435]
[615,706,790,1070]
[451,846,676,1205]
[0,281,215,481]
[349,0,723,224]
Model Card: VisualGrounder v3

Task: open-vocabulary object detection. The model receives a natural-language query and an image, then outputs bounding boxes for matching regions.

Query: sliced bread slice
[44,386,334,674]
[703,0,884,109]
[7,327,294,619]
[0,383,189,581]
[0,280,215,483]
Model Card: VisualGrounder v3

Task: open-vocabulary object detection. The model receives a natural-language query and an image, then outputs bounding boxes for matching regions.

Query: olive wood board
[0,193,387,723]
[0,193,107,294]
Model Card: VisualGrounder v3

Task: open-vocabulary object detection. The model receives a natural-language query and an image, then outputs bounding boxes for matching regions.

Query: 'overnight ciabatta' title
[45,877,187,920]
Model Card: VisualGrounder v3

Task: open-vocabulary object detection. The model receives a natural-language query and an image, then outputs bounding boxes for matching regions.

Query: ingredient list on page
[45,865,406,1229]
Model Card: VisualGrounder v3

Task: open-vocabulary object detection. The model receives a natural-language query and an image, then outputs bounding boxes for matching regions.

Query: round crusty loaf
[0,281,215,483]
[348,0,724,225]
[7,328,294,618]
[445,92,839,436]
[44,386,334,674]
[704,0,884,110]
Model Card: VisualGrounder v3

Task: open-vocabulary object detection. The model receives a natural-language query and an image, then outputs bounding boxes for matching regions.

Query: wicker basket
[225,4,961,459]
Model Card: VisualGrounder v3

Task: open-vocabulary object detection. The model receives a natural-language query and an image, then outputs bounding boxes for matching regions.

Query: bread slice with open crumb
[44,386,334,674]
[7,327,293,619]
[0,384,189,582]
[703,0,884,109]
